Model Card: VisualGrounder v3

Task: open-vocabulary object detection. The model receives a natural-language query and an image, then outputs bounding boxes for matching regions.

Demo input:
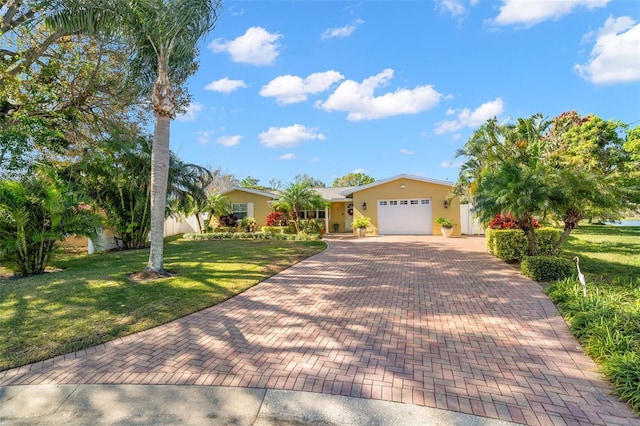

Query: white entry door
[377,199,432,235]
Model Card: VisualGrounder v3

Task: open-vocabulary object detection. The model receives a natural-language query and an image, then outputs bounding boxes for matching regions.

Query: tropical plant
[435,217,455,228]
[0,168,102,275]
[352,216,372,229]
[272,181,329,233]
[201,192,232,232]
[47,0,223,275]
[64,132,211,249]
[455,112,635,256]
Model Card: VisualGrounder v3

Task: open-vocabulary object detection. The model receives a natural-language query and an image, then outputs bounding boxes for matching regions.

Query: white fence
[460,204,485,235]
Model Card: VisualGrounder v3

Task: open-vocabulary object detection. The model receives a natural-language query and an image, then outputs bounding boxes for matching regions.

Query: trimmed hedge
[183,232,321,241]
[485,228,496,254]
[536,227,562,255]
[521,255,574,282]
[487,229,528,262]
[261,225,296,235]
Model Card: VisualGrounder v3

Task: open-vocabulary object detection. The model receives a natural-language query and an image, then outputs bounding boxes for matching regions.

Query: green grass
[545,224,640,412]
[0,237,326,371]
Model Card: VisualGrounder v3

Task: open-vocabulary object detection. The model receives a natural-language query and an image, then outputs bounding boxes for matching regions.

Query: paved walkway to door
[0,235,637,425]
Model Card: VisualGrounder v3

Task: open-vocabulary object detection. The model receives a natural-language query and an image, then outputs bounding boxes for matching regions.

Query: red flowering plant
[488,213,540,229]
[266,211,288,226]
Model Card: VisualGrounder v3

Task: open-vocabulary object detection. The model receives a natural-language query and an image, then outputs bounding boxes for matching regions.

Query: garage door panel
[377,199,432,235]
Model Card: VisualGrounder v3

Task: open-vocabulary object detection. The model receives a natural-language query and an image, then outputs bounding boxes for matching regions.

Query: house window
[301,209,326,219]
[232,203,247,219]
[400,200,408,205]
[379,201,387,206]
[421,200,430,205]
[390,200,398,206]
[410,200,419,205]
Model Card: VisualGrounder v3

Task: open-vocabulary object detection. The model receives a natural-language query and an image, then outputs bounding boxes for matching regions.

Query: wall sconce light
[444,200,449,209]
[362,202,367,210]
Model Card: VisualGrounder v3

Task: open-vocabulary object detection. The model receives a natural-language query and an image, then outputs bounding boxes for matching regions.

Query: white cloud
[491,0,609,27]
[575,16,640,84]
[321,19,364,40]
[205,77,248,94]
[176,102,203,122]
[317,69,443,121]
[258,124,325,148]
[209,27,282,66]
[400,149,415,156]
[441,161,464,168]
[196,130,214,145]
[217,135,241,147]
[435,98,504,134]
[279,153,296,160]
[437,0,466,17]
[260,71,344,104]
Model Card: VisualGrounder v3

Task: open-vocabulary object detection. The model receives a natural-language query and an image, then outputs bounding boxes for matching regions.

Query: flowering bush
[488,213,540,229]
[266,211,288,226]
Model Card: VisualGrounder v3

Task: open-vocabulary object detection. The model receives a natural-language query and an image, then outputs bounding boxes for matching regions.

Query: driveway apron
[1,235,637,425]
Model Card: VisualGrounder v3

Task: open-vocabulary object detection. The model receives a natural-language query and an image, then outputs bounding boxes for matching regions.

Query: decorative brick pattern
[1,236,637,425]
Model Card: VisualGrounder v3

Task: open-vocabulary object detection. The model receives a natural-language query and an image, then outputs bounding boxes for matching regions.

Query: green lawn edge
[0,238,326,371]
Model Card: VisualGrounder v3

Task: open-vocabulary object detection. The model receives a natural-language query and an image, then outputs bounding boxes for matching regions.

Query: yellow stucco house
[221,174,461,237]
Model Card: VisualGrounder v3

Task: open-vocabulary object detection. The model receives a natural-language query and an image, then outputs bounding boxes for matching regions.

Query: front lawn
[0,238,326,371]
[544,225,640,412]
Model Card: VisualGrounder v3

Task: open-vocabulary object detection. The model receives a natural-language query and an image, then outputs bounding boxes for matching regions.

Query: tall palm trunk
[147,64,174,273]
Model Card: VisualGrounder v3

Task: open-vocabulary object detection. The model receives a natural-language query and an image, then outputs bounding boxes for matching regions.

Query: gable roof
[340,174,453,196]
[312,186,357,201]
[219,186,279,199]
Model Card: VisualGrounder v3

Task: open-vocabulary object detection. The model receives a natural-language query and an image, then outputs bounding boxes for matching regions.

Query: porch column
[325,206,330,234]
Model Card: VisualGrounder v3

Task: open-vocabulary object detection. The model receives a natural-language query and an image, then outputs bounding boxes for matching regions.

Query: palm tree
[273,181,328,233]
[200,192,232,232]
[47,0,222,274]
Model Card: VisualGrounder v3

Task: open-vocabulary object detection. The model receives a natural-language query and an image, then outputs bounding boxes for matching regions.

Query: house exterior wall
[224,190,275,228]
[350,177,460,236]
[329,202,348,233]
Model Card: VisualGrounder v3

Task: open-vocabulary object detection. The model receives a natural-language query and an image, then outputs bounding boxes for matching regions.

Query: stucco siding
[224,190,275,228]
[350,178,460,236]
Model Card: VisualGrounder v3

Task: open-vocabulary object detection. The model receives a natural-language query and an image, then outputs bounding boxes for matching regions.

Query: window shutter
[247,202,254,218]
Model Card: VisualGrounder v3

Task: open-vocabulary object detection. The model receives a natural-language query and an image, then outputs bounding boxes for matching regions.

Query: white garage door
[377,199,432,235]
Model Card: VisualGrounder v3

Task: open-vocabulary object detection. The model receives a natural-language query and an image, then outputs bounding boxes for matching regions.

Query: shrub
[488,213,540,230]
[485,228,496,254]
[299,219,322,235]
[240,217,257,232]
[536,227,562,255]
[262,225,297,235]
[266,211,288,226]
[218,214,238,228]
[183,232,321,241]
[521,256,573,282]
[490,229,528,262]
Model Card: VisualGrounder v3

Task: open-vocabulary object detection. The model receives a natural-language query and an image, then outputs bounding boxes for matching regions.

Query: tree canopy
[332,172,375,187]
[455,112,636,255]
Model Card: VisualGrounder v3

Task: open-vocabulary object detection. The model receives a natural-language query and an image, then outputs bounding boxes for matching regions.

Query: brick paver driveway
[1,235,637,425]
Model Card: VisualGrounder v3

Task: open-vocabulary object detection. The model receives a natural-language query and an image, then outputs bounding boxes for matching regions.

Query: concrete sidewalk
[1,384,518,425]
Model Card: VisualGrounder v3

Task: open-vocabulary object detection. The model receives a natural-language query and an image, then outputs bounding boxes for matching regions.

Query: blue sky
[170,0,640,187]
